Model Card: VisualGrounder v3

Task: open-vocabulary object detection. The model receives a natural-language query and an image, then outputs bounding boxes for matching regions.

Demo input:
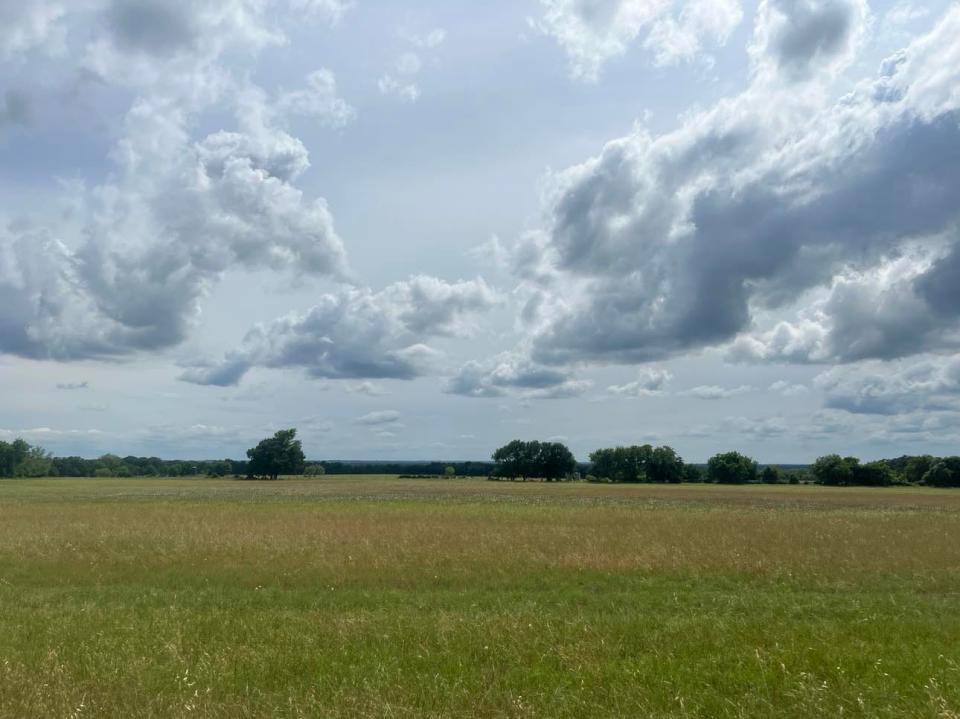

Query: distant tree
[588,448,620,482]
[811,454,855,486]
[492,440,527,480]
[760,466,781,484]
[520,441,543,480]
[812,455,895,486]
[0,439,53,478]
[246,429,306,480]
[589,444,683,483]
[444,466,456,478]
[538,442,577,482]
[647,446,685,483]
[304,464,326,477]
[904,455,936,485]
[0,441,16,477]
[683,464,704,483]
[706,452,758,484]
[922,460,960,487]
[853,461,895,487]
[492,440,577,481]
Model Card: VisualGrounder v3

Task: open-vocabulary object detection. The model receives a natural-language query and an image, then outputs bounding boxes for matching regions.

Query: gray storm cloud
[520,5,960,370]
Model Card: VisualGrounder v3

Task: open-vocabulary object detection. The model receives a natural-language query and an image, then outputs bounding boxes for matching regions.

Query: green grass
[1,476,959,717]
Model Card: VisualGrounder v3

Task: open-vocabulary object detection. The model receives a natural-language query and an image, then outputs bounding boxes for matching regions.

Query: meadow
[1,476,959,718]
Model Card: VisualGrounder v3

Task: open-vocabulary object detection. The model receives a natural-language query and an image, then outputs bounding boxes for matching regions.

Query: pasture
[1,476,959,718]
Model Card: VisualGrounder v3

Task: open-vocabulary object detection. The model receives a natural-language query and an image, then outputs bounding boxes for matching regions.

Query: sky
[1,0,959,462]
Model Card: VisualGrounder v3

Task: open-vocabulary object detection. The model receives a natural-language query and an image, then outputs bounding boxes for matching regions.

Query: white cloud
[445,351,587,400]
[607,367,673,396]
[0,1,353,362]
[728,248,960,364]
[347,381,387,396]
[277,69,355,128]
[815,355,960,415]
[181,276,500,386]
[769,380,810,396]
[378,74,421,103]
[535,0,743,81]
[356,410,401,426]
[379,24,445,102]
[0,1,68,60]
[680,384,753,400]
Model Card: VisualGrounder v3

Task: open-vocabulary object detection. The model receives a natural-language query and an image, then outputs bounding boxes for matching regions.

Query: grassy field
[1,476,959,718]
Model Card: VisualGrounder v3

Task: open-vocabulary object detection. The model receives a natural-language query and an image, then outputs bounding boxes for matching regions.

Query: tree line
[4,431,960,487]
[490,441,960,487]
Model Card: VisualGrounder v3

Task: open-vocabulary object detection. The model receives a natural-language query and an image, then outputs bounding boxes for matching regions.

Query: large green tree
[492,440,577,481]
[246,429,306,480]
[588,444,684,483]
[706,452,758,484]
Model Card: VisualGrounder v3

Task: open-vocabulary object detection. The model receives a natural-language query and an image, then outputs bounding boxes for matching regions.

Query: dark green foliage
[683,464,704,483]
[706,452,758,484]
[0,439,53,478]
[922,458,960,487]
[811,455,854,486]
[491,440,577,481]
[812,455,894,486]
[245,429,306,480]
[760,466,781,484]
[881,455,936,484]
[648,446,685,483]
[589,444,685,483]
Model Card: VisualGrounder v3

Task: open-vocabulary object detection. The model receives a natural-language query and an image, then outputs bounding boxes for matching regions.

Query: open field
[1,476,959,718]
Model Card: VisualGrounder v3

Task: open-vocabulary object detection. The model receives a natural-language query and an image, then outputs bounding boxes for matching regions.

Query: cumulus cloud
[0,110,349,359]
[0,1,68,60]
[277,69,355,128]
[815,355,960,415]
[680,384,753,400]
[750,0,869,82]
[729,247,960,364]
[506,5,960,375]
[181,276,499,386]
[445,352,588,400]
[769,380,810,396]
[347,381,386,396]
[355,410,401,426]
[378,51,422,102]
[607,367,672,396]
[379,27,444,102]
[724,415,789,437]
[0,1,353,362]
[535,0,743,81]
[83,0,288,105]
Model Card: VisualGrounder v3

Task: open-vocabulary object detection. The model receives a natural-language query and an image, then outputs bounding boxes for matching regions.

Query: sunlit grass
[1,477,959,717]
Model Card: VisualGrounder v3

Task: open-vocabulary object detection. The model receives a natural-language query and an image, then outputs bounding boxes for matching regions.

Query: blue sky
[2,0,959,462]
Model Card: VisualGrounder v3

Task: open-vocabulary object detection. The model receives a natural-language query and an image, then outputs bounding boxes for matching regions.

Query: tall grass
[1,477,958,717]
